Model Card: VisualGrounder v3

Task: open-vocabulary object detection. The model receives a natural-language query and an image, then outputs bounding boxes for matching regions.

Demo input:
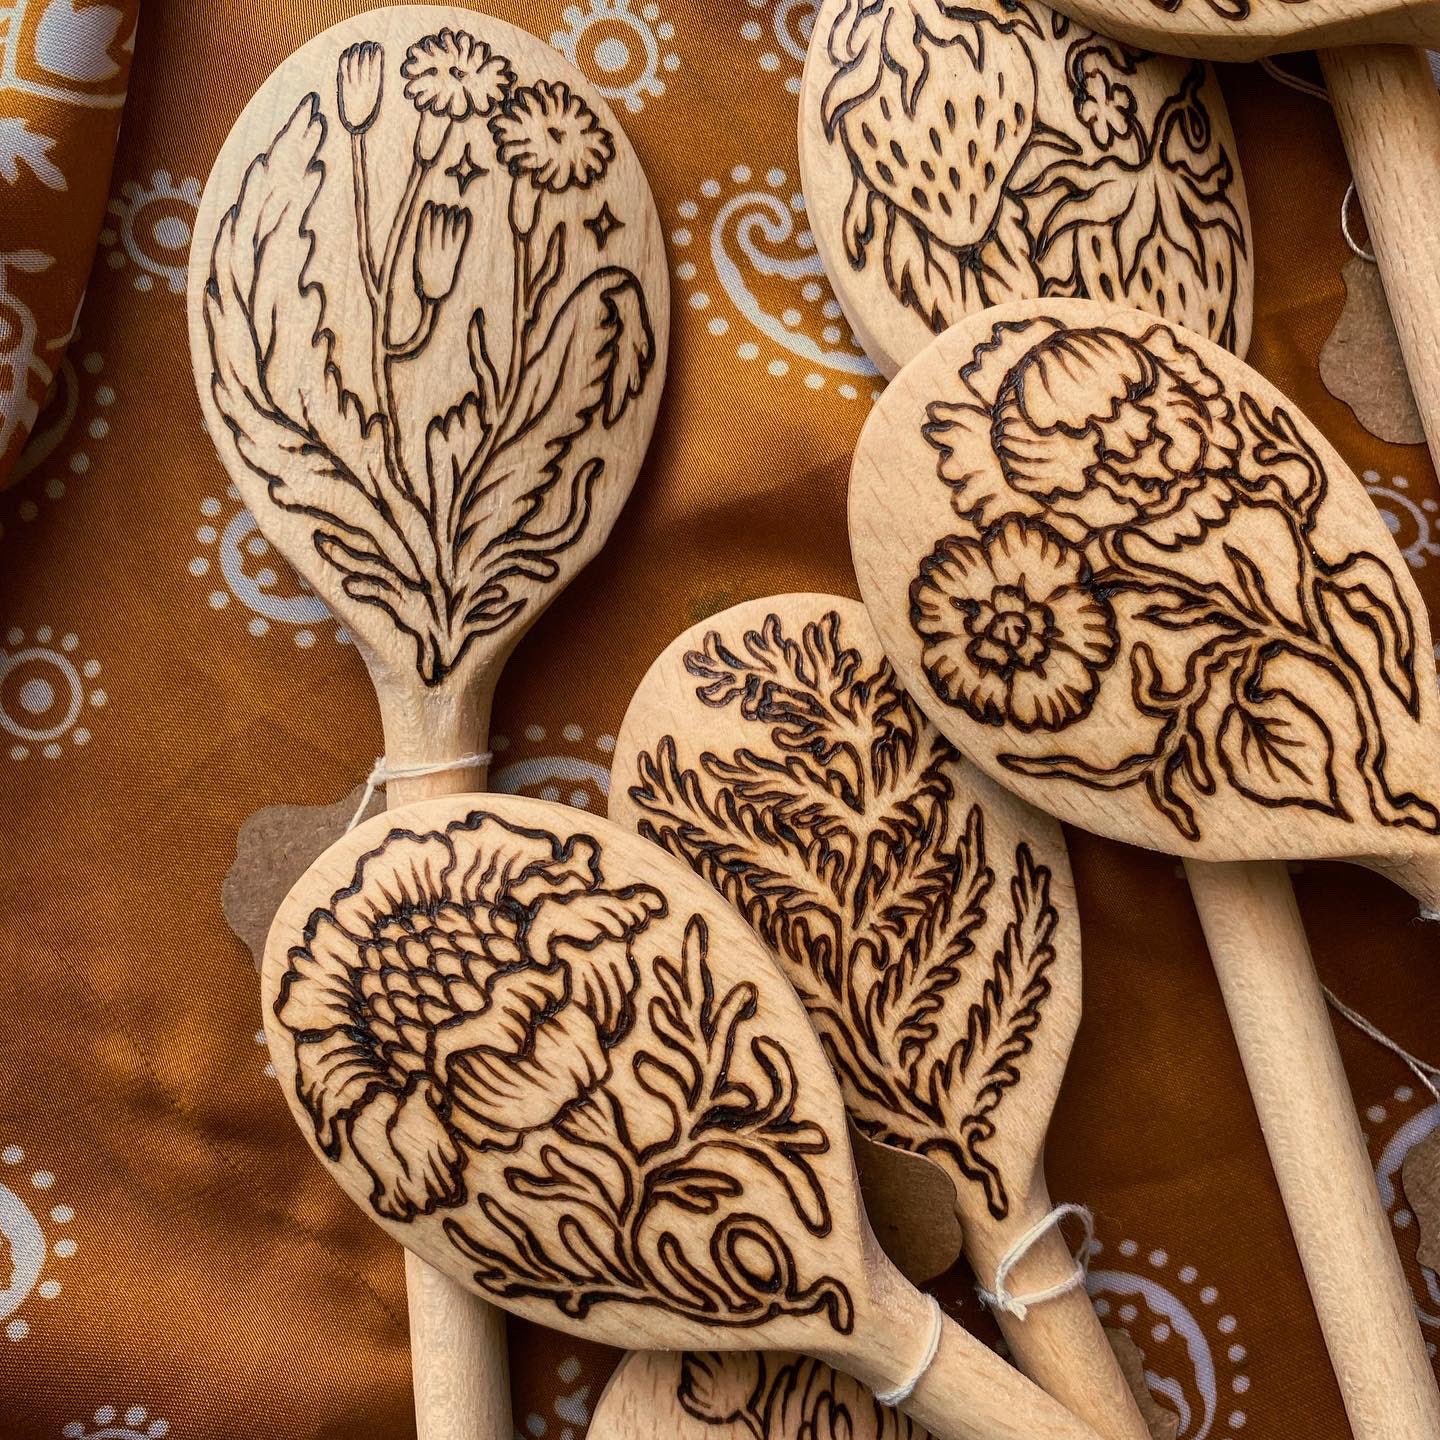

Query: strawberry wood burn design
[623,608,1061,1220]
[906,314,1440,842]
[201,25,658,685]
[816,0,1248,347]
[269,809,855,1331]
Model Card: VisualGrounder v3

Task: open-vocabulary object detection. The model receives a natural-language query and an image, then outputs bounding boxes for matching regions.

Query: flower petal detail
[333,830,457,936]
[351,1079,464,1219]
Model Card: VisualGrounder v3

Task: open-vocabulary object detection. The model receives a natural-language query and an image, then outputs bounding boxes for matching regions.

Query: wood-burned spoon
[850,297,1440,1440]
[797,0,1254,378]
[592,1350,934,1440]
[1023,0,1440,483]
[260,793,1111,1440]
[608,593,1148,1440]
[185,9,668,1438]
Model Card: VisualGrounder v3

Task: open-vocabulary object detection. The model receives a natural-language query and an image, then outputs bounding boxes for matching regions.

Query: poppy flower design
[926,318,1244,548]
[273,814,665,1221]
[402,29,515,120]
[910,515,1118,731]
[490,80,615,193]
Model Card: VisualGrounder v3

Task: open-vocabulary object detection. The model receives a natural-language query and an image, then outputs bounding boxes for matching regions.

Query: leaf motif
[649,1165,743,1215]
[1216,679,1347,819]
[204,95,426,600]
[1321,552,1421,717]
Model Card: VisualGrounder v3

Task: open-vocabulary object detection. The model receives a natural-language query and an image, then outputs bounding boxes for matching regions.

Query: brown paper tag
[1402,1125,1440,1273]
[849,1125,965,1284]
[1319,257,1425,447]
[1107,1329,1181,1440]
[222,786,376,968]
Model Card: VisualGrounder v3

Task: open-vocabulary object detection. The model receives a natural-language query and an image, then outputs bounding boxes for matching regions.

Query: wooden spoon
[1023,0,1440,484]
[607,593,1148,1440]
[591,1349,935,1440]
[260,792,1114,1440]
[849,297,1440,1440]
[185,9,668,1438]
[797,0,1254,378]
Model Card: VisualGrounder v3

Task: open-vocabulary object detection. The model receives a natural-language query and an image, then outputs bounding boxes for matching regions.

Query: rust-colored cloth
[2,5,1439,1439]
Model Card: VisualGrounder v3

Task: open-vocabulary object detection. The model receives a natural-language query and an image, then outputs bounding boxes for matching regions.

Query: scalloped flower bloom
[402,29,515,121]
[272,813,664,1220]
[910,515,1118,732]
[490,80,615,192]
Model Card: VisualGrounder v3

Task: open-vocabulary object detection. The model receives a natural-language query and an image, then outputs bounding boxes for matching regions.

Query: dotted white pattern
[738,0,816,97]
[550,0,679,114]
[522,1353,592,1440]
[1,626,105,761]
[1363,469,1440,571]
[101,171,201,295]
[61,1404,170,1440]
[0,1143,77,1344]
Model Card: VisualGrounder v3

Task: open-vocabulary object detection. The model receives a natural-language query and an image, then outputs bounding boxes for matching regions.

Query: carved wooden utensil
[850,297,1440,1440]
[797,0,1254,379]
[591,1349,937,1440]
[608,593,1147,1440]
[185,8,667,1438]
[259,792,1112,1440]
[1024,0,1440,479]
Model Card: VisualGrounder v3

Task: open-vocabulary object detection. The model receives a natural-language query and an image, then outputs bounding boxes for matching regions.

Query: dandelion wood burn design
[678,1350,927,1440]
[626,611,1058,1219]
[817,0,1247,346]
[272,811,854,1331]
[908,315,1440,842]
[203,28,657,685]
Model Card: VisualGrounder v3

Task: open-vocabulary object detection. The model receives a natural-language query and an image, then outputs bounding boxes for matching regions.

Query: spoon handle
[961,1180,1150,1440]
[1185,858,1440,1440]
[379,682,509,1440]
[1322,46,1440,469]
[867,1306,1112,1440]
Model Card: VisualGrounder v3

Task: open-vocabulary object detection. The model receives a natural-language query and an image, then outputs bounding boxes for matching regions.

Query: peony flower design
[490,80,615,193]
[910,516,1118,731]
[1075,63,1137,148]
[926,317,1243,548]
[402,29,515,121]
[273,814,665,1221]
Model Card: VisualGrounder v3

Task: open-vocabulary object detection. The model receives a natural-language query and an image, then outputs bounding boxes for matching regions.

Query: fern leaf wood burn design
[609,595,1153,1440]
[851,300,1440,897]
[187,8,668,701]
[798,0,1253,376]
[260,794,1117,1440]
[849,299,1440,1440]
[1031,0,1440,59]
[590,1348,932,1440]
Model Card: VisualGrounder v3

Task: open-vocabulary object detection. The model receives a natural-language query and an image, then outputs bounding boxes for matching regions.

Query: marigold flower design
[273,814,665,1220]
[490,80,615,193]
[927,317,1243,548]
[910,516,1118,731]
[402,29,515,120]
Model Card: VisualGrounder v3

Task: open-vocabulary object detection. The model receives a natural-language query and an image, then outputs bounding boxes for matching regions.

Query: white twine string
[346,753,492,830]
[874,1293,943,1407]
[1257,58,1379,263]
[975,1202,1095,1322]
[1324,987,1440,1103]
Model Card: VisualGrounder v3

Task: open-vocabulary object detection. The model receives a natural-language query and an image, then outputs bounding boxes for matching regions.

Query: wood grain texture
[186,12,669,1439]
[849,298,1440,902]
[608,593,1146,1440]
[848,298,1440,1440]
[259,793,1111,1440]
[798,0,1253,376]
[1036,0,1440,59]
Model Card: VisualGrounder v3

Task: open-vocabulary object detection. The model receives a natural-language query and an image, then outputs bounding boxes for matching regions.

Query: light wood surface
[848,298,1440,1440]
[185,10,668,1438]
[1186,858,1440,1440]
[259,793,1111,1440]
[798,0,1253,376]
[1038,0,1440,59]
[608,593,1147,1440]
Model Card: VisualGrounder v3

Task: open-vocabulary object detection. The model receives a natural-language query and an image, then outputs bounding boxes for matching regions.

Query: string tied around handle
[347,753,492,831]
[873,1293,943,1407]
[975,1202,1094,1323]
